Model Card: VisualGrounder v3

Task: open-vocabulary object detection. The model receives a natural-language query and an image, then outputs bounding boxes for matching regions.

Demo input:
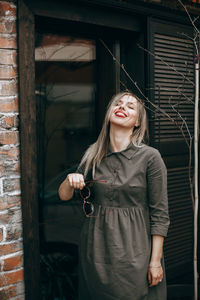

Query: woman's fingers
[148,269,152,285]
[148,266,163,287]
[67,173,85,190]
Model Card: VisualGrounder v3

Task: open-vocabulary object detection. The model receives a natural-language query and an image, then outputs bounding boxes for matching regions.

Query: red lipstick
[115,110,127,118]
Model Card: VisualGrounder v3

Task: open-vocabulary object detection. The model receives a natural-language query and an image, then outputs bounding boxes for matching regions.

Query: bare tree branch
[137,43,195,87]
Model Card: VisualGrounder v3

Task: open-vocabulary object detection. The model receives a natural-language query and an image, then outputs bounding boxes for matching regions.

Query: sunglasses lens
[84,202,94,216]
[81,186,90,199]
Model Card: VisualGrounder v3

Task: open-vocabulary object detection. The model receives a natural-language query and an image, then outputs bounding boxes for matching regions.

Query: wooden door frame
[18,1,40,299]
[18,1,189,299]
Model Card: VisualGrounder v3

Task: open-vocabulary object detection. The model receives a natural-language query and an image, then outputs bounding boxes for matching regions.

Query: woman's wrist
[148,264,162,269]
[149,259,162,268]
[58,177,74,200]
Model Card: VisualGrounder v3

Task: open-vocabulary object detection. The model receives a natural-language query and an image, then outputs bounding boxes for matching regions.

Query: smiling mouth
[115,111,127,118]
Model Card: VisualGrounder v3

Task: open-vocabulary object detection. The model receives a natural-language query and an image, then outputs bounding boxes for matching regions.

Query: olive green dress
[78,143,170,300]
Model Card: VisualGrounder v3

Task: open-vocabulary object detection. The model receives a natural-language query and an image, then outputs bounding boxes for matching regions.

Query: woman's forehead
[119,94,138,103]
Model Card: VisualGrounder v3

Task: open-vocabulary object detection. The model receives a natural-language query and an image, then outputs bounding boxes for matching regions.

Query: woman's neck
[109,124,132,152]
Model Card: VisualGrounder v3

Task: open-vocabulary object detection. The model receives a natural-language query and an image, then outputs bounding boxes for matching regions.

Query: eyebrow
[116,100,137,105]
[127,101,137,106]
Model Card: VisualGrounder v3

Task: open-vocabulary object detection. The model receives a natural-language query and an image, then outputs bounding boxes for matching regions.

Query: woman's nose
[119,103,125,109]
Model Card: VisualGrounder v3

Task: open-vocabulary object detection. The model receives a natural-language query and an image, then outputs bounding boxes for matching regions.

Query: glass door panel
[35,34,96,245]
[35,33,97,299]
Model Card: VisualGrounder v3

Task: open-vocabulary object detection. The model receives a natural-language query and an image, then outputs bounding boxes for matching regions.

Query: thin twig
[177,0,200,34]
[100,38,194,154]
[137,44,195,87]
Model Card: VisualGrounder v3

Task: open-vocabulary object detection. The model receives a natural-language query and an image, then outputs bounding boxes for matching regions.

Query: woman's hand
[148,235,164,287]
[58,173,85,201]
[148,264,163,287]
[66,173,85,190]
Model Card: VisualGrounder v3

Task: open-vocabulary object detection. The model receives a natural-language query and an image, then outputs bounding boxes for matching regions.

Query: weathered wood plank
[26,0,191,26]
[18,1,41,299]
[27,0,142,32]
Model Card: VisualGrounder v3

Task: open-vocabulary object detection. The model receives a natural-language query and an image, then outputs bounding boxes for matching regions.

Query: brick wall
[0,1,25,299]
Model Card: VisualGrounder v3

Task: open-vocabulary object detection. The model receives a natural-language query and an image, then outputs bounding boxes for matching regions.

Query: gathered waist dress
[77,143,170,300]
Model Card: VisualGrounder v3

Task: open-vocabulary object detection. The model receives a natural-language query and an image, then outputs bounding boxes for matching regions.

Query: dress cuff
[151,225,169,237]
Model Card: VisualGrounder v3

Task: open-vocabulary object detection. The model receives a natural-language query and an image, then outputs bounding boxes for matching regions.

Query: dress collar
[106,142,140,160]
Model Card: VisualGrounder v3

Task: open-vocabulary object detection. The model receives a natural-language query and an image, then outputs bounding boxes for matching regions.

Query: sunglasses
[80,180,106,217]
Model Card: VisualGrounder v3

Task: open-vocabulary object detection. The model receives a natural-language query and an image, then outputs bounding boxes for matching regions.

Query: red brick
[5,116,15,127]
[0,281,24,299]
[0,81,17,96]
[0,208,21,225]
[3,254,23,271]
[0,161,20,177]
[0,198,8,210]
[7,195,21,204]
[0,213,9,226]
[0,115,15,129]
[0,195,21,210]
[0,131,18,145]
[0,66,17,79]
[0,115,18,129]
[0,227,3,242]
[0,19,16,34]
[0,35,17,49]
[0,3,16,17]
[0,241,22,256]
[3,177,21,192]
[0,146,19,160]
[0,285,17,300]
[0,49,17,65]
[0,269,24,287]
[6,222,22,241]
[12,51,17,65]
[0,97,18,112]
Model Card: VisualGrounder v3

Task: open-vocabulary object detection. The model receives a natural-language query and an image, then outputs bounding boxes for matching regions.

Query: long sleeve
[147,149,170,237]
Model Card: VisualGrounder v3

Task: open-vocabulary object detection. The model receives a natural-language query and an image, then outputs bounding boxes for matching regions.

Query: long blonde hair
[79,91,148,177]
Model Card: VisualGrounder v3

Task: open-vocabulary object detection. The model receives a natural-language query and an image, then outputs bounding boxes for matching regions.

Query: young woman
[59,92,170,300]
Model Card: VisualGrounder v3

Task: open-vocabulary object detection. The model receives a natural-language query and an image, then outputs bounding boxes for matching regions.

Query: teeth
[116,112,126,117]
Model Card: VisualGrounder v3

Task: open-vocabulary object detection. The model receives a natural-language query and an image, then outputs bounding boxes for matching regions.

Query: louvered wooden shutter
[147,19,194,281]
[154,33,194,144]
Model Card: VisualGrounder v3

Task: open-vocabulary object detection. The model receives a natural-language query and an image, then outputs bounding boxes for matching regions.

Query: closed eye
[114,101,122,106]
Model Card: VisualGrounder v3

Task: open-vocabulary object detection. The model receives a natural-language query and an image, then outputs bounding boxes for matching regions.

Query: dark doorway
[35,27,100,300]
[35,17,143,299]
